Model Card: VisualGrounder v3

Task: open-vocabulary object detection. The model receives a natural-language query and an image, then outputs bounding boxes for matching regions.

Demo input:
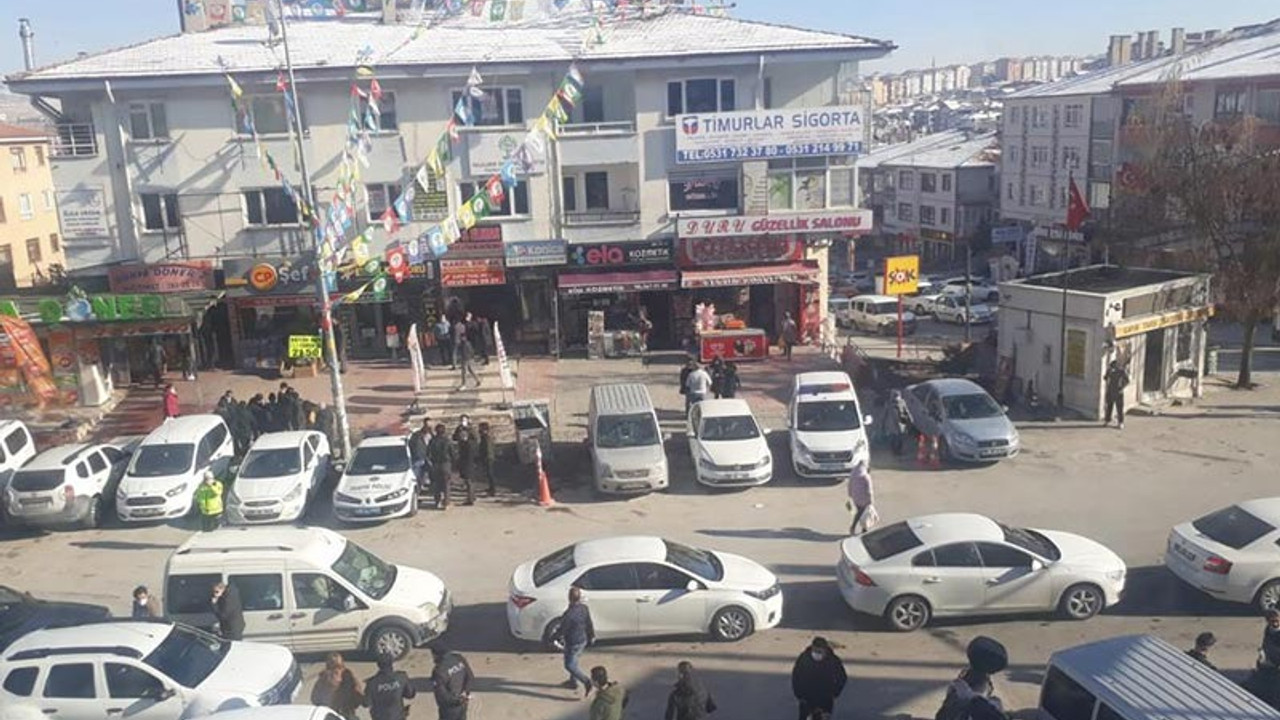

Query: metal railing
[559,120,637,136]
[563,209,641,226]
[52,123,97,158]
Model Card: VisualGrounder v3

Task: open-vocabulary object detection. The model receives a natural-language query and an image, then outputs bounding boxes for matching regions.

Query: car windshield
[664,540,724,581]
[595,413,660,449]
[331,540,397,599]
[871,301,898,314]
[238,448,302,479]
[942,393,1004,420]
[797,401,861,431]
[129,444,195,478]
[143,625,229,688]
[1193,505,1276,550]
[347,445,410,475]
[700,415,760,441]
[10,469,66,492]
[861,522,924,561]
[1000,524,1061,561]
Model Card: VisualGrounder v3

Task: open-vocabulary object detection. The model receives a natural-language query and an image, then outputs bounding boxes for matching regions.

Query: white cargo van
[588,383,668,494]
[1041,634,1280,720]
[164,525,451,660]
[788,371,872,478]
[118,415,234,523]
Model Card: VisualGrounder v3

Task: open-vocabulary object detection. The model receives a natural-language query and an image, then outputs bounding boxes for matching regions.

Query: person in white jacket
[847,462,876,535]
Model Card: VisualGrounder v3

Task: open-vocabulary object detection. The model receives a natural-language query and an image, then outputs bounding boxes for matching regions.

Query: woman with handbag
[847,462,877,536]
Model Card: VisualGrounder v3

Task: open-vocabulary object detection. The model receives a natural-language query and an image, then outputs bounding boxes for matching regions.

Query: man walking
[456,331,481,391]
[147,341,167,387]
[847,462,876,535]
[791,637,847,720]
[588,666,629,720]
[409,418,432,492]
[477,421,496,497]
[452,415,477,506]
[781,311,799,361]
[554,586,595,696]
[435,315,454,368]
[195,471,224,532]
[426,423,456,510]
[365,654,416,720]
[1103,359,1130,429]
[684,363,712,410]
[430,645,474,720]
[211,581,244,640]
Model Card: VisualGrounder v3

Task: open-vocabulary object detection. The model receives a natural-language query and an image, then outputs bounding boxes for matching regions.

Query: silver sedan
[902,378,1020,462]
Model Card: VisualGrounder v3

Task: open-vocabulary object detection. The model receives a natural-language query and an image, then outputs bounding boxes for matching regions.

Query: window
[562,176,577,212]
[0,197,6,223]
[1258,90,1280,123]
[941,174,952,192]
[1006,182,1014,200]
[237,95,292,136]
[577,564,637,591]
[243,188,299,226]
[44,664,96,699]
[25,238,41,264]
[1008,106,1020,124]
[976,542,1033,568]
[9,147,26,172]
[1064,103,1084,128]
[229,574,284,612]
[451,87,523,127]
[0,246,10,268]
[897,203,913,221]
[18,194,33,220]
[140,193,181,231]
[584,171,609,210]
[762,76,773,109]
[365,183,401,222]
[1007,147,1020,165]
[1031,106,1048,128]
[1214,88,1247,118]
[767,157,854,210]
[42,190,54,211]
[34,145,45,166]
[360,91,398,131]
[635,563,692,590]
[920,173,937,193]
[292,573,352,611]
[862,522,924,560]
[898,170,914,190]
[458,180,530,217]
[3,667,37,696]
[580,85,605,123]
[74,461,89,479]
[668,176,738,212]
[533,545,577,587]
[1062,146,1081,170]
[128,102,169,140]
[166,573,222,614]
[87,451,107,474]
[1029,185,1046,206]
[1192,505,1276,550]
[939,207,951,226]
[919,205,936,225]
[911,550,936,567]
[1040,666,1096,720]
[932,542,982,567]
[106,663,165,699]
[666,78,735,116]
[1031,146,1049,168]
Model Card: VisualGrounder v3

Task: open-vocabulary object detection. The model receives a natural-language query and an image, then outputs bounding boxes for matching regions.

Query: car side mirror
[144,686,175,701]
[863,415,874,426]
[663,432,673,442]
[1030,559,1045,572]
[685,580,699,592]
[1001,404,1010,414]
[342,594,359,612]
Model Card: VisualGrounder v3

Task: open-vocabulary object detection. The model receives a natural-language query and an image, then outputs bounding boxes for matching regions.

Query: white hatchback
[227,432,331,525]
[837,513,1126,631]
[5,443,131,529]
[507,536,782,648]
[687,399,772,488]
[1165,498,1280,611]
[332,437,417,523]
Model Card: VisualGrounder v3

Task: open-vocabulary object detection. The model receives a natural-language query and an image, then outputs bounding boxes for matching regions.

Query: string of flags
[225,74,316,225]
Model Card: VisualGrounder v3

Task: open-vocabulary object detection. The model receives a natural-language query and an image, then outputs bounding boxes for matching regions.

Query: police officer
[430,645,474,720]
[195,471,224,532]
[365,654,416,720]
[426,424,456,510]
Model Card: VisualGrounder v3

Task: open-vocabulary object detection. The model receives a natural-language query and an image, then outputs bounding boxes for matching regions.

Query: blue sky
[2,0,1277,76]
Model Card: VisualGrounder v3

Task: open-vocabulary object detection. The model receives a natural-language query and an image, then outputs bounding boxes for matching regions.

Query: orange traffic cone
[535,444,554,507]
[916,433,928,465]
[929,436,942,468]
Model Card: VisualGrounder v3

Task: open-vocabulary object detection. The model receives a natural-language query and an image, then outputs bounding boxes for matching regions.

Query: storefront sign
[440,258,507,287]
[568,239,673,268]
[1111,305,1214,339]
[288,335,323,359]
[678,211,871,240]
[14,294,168,325]
[699,329,769,363]
[447,226,505,259]
[56,186,110,239]
[505,239,567,268]
[669,177,739,212]
[559,270,680,295]
[920,228,954,242]
[108,262,215,293]
[883,255,920,296]
[676,236,804,268]
[467,130,548,176]
[224,256,317,295]
[991,226,1024,245]
[675,106,864,164]
[680,263,818,288]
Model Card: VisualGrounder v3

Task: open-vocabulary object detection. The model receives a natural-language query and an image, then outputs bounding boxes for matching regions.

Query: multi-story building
[0,123,64,289]
[6,5,891,371]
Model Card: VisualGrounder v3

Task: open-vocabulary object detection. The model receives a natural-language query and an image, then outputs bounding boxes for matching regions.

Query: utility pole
[963,239,972,342]
[1056,231,1070,413]
[276,0,353,461]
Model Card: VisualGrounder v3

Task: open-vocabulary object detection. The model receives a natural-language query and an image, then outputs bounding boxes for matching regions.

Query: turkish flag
[1066,176,1090,231]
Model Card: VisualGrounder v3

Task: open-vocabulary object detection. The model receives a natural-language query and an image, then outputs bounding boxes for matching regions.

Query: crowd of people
[432,312,494,391]
[407,415,497,510]
[678,356,743,410]
[211,383,341,458]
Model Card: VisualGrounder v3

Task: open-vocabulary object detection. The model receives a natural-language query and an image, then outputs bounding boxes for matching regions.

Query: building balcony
[563,209,641,227]
[52,123,97,158]
[558,123,638,166]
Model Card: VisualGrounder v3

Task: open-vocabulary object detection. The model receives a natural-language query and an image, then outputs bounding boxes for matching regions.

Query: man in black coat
[452,416,477,505]
[211,582,245,641]
[791,637,847,720]
[430,645,474,720]
[408,418,432,492]
[365,654,416,720]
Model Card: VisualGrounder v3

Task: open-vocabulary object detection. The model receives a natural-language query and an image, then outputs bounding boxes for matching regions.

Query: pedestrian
[791,637,847,720]
[311,652,365,718]
[409,418,432,492]
[665,661,716,720]
[229,401,252,457]
[469,315,489,365]
[162,383,180,419]
[427,423,456,510]
[317,403,339,457]
[249,394,268,439]
[216,390,234,413]
[210,581,244,640]
[266,393,282,432]
[709,357,726,399]
[1187,632,1217,670]
[477,421,496,497]
[637,308,653,353]
[685,363,712,411]
[452,416,477,505]
[195,470,224,532]
[131,585,162,619]
[1250,611,1280,708]
[588,666,629,720]
[935,667,1005,720]
[148,340,167,387]
[781,311,798,361]
[435,316,455,368]
[719,362,741,399]
[364,654,416,720]
[456,333,481,391]
[847,461,877,535]
[554,586,595,697]
[287,386,305,432]
[1103,359,1130,429]
[430,645,474,720]
[679,357,697,412]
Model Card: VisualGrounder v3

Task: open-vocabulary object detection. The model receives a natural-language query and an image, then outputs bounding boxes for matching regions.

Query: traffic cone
[916,433,928,465]
[535,443,554,507]
[929,435,942,468]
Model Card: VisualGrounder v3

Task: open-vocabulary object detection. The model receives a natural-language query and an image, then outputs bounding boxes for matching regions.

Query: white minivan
[588,383,668,494]
[227,431,331,525]
[788,371,872,478]
[117,415,234,523]
[164,526,451,660]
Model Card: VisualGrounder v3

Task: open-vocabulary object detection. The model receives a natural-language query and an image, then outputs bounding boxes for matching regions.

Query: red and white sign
[677,235,805,268]
[441,258,506,287]
[108,262,214,293]
[679,210,871,240]
[699,329,769,363]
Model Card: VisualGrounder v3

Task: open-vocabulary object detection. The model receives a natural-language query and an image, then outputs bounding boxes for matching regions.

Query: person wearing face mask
[790,637,847,720]
[131,585,161,619]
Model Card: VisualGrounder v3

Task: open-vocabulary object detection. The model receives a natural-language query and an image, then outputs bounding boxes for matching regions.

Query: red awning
[558,269,679,295]
[680,263,819,289]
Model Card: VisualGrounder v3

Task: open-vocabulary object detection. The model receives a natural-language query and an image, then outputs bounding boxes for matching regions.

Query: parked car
[332,436,417,523]
[902,378,1019,462]
[117,415,234,524]
[0,621,301,718]
[931,295,996,325]
[507,536,782,647]
[940,278,1001,304]
[849,295,917,335]
[5,442,132,529]
[828,296,854,328]
[208,708,347,720]
[0,585,111,652]
[904,293,944,316]
[836,513,1126,631]
[1164,498,1280,611]
[0,420,37,524]
[687,399,772,488]
[588,383,668,495]
[787,371,872,478]
[226,432,331,525]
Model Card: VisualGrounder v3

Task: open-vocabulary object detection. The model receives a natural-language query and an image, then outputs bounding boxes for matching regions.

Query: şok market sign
[675,106,864,164]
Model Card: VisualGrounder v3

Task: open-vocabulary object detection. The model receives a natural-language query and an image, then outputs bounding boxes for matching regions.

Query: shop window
[919,205,936,226]
[669,176,738,213]
[236,95,295,136]
[140,193,181,231]
[666,78,735,116]
[920,173,937,193]
[359,91,397,131]
[1065,329,1086,379]
[243,188,300,226]
[459,180,529,217]
[128,102,169,140]
[451,88,523,127]
[366,183,401,222]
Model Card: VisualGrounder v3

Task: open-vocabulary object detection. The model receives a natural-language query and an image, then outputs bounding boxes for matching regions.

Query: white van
[117,415,234,523]
[164,526,451,660]
[828,296,854,328]
[588,383,668,494]
[788,371,872,478]
[1041,634,1280,720]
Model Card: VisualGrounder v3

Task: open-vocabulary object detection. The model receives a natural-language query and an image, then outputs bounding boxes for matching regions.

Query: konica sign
[675,106,864,164]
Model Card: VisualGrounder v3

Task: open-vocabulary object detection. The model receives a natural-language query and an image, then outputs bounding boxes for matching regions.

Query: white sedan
[931,295,996,325]
[837,513,1126,631]
[226,431,330,525]
[507,536,783,647]
[905,293,944,316]
[688,399,772,488]
[332,436,418,523]
[1165,498,1280,610]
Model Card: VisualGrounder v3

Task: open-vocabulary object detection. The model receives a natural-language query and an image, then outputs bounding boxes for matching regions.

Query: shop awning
[558,269,679,295]
[680,263,819,289]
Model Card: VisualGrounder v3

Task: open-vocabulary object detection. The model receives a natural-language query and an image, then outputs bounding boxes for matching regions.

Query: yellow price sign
[884,255,920,296]
[288,335,323,359]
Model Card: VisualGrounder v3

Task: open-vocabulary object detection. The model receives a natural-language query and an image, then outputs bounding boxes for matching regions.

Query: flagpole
[277,0,353,461]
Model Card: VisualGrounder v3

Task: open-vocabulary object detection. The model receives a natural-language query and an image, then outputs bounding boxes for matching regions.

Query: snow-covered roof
[1116,20,1280,86]
[858,130,997,170]
[1005,56,1177,99]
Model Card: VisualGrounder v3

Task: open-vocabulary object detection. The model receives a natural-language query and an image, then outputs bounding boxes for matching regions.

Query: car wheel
[1059,583,1104,620]
[368,623,415,660]
[885,595,931,632]
[710,605,755,642]
[1256,580,1280,612]
[541,617,565,652]
[80,495,102,530]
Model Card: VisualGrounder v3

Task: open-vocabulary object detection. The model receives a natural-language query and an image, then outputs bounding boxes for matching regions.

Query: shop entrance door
[639,292,673,350]
[350,303,387,359]
[1142,328,1165,397]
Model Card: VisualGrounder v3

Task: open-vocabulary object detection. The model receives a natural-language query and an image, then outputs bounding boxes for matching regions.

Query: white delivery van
[164,525,450,661]
[788,371,872,478]
[1041,634,1280,720]
[588,383,668,494]
[117,415,234,523]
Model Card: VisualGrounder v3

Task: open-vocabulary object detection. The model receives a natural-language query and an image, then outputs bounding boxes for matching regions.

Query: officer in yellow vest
[195,470,224,532]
